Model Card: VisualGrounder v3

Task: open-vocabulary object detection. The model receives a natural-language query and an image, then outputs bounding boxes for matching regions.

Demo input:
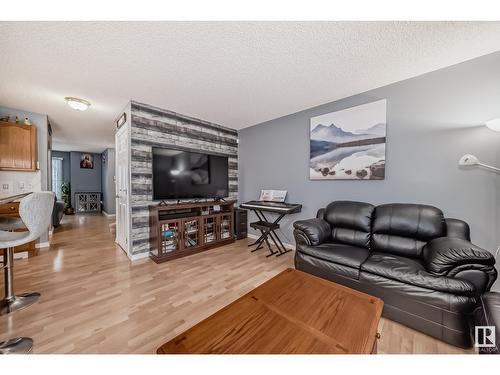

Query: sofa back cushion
[323,201,374,249]
[372,203,446,258]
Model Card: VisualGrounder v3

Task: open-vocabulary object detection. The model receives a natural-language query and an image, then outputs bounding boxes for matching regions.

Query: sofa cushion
[323,201,374,249]
[359,271,478,313]
[298,242,370,270]
[295,251,361,280]
[361,252,476,296]
[372,203,446,258]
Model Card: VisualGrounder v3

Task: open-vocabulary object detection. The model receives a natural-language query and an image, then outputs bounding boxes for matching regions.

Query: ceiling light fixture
[485,118,500,132]
[65,97,91,111]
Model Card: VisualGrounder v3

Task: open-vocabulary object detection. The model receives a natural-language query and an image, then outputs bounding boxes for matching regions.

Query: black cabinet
[234,208,248,240]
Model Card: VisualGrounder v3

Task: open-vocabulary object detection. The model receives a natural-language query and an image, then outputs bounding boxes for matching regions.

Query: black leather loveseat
[473,292,500,354]
[293,201,497,348]
[52,197,65,228]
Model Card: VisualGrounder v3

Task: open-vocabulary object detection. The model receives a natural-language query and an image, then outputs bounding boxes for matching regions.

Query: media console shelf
[149,200,235,263]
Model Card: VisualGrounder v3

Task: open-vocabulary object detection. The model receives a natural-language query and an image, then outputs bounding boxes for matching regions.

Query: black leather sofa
[293,201,497,348]
[474,292,500,354]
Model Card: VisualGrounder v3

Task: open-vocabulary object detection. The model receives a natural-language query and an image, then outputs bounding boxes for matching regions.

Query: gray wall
[129,101,238,256]
[101,148,116,214]
[69,151,102,209]
[239,51,500,261]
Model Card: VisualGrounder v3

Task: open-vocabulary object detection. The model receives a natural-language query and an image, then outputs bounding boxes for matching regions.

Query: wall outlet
[2,183,9,190]
[18,181,25,190]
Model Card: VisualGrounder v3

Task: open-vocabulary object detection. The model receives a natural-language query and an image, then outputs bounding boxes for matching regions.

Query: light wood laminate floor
[0,214,474,354]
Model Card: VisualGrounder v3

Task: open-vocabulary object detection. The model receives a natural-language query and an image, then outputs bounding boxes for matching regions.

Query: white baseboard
[36,241,50,249]
[0,251,28,262]
[102,211,116,218]
[129,252,149,261]
[247,233,295,250]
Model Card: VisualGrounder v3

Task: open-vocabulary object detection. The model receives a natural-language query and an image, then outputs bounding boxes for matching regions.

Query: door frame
[115,122,131,257]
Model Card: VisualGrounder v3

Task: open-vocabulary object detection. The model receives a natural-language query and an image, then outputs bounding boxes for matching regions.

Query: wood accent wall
[129,101,238,256]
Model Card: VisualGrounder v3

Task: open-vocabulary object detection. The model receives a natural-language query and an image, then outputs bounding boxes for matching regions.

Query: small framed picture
[80,153,94,169]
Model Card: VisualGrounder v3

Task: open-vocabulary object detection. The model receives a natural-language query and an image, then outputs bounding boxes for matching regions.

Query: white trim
[36,241,50,249]
[102,211,116,218]
[0,251,28,262]
[115,112,132,258]
[129,252,149,261]
[247,233,295,250]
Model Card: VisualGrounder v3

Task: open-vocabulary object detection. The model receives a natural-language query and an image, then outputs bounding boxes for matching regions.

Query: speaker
[234,208,248,240]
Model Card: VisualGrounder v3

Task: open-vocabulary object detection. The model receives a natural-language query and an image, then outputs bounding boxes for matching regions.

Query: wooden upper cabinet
[0,121,37,171]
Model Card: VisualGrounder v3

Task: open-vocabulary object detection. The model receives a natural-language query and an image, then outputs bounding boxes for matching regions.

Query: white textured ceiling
[1,21,500,153]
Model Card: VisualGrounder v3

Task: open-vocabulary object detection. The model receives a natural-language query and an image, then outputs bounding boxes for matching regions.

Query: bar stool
[0,191,55,354]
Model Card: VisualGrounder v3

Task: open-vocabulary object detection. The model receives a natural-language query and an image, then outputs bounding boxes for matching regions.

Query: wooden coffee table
[157,268,383,354]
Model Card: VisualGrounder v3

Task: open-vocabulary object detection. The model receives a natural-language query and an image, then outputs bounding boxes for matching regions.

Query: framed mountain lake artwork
[309,99,387,180]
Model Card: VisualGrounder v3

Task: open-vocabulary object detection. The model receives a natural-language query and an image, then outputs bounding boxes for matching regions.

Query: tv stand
[149,200,235,263]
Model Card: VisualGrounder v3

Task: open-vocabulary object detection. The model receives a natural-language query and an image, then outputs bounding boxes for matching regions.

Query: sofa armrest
[293,218,331,246]
[52,200,65,228]
[423,237,496,277]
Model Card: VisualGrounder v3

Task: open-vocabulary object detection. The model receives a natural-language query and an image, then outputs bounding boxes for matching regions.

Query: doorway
[115,124,130,256]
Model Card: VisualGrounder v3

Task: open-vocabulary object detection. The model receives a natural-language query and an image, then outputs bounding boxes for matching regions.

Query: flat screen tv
[152,147,229,200]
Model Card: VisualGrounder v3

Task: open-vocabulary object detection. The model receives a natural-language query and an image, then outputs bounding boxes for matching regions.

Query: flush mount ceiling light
[485,118,500,132]
[65,97,91,111]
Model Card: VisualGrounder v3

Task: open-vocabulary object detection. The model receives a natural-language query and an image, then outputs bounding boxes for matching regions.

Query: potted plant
[61,182,74,215]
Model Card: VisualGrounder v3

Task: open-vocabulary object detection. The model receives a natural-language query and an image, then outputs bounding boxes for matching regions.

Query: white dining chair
[0,191,54,354]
